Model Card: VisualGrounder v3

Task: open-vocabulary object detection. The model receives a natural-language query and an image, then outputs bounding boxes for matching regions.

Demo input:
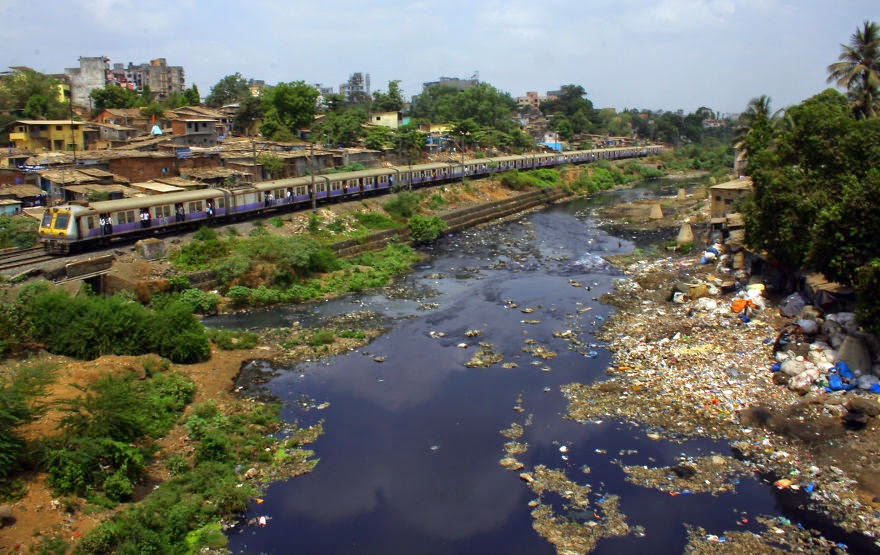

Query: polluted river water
[215,186,862,554]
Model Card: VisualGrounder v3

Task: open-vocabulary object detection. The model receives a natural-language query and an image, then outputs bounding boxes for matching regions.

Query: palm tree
[827,20,880,119]
[734,95,775,174]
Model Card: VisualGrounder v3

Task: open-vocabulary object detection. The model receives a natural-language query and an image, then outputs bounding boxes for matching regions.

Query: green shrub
[166,274,191,292]
[226,285,251,307]
[0,215,39,249]
[408,215,447,243]
[309,329,336,346]
[308,212,320,233]
[0,363,53,482]
[269,216,284,228]
[384,191,419,218]
[192,226,218,242]
[165,453,190,476]
[326,218,345,232]
[178,288,220,314]
[103,470,134,502]
[206,328,259,350]
[428,193,446,210]
[354,212,396,229]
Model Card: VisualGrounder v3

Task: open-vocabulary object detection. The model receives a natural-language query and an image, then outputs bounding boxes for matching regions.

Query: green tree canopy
[540,85,598,133]
[205,73,250,108]
[742,87,880,331]
[372,80,404,112]
[0,69,68,120]
[315,109,365,147]
[259,81,319,141]
[90,84,142,113]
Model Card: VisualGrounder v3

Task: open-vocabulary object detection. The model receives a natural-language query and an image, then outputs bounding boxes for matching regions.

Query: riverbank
[561,239,880,550]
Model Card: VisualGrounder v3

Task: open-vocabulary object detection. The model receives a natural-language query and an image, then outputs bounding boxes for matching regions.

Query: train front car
[38,205,91,254]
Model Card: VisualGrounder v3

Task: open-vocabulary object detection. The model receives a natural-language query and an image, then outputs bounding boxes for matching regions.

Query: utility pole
[309,141,316,211]
[252,140,257,182]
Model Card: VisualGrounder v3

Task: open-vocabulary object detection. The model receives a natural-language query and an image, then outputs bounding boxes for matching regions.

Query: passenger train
[38,145,660,254]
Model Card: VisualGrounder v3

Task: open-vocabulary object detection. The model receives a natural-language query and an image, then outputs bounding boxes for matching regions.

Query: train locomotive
[38,145,660,254]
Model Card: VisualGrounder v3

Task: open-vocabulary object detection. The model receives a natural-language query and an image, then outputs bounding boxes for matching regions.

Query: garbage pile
[564,251,880,543]
[770,292,880,397]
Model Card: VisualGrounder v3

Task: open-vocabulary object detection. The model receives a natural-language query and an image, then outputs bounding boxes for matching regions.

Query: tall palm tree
[734,95,775,174]
[827,20,880,119]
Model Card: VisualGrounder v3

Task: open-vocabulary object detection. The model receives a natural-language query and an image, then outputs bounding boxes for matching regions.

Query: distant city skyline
[1,0,878,115]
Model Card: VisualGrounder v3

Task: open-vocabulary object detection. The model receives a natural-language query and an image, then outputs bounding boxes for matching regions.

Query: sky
[1,0,878,115]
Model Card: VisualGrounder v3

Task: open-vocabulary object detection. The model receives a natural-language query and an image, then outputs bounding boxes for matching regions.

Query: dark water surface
[217,186,829,554]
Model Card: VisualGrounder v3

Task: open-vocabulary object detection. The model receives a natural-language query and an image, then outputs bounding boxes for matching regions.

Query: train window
[53,213,70,230]
[86,216,95,230]
[41,213,52,227]
[156,205,171,218]
[217,198,225,208]
[188,201,203,212]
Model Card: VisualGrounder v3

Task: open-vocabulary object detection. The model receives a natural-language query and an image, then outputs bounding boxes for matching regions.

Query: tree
[393,124,425,164]
[205,73,250,108]
[372,80,404,112]
[259,81,319,141]
[733,95,776,170]
[234,95,263,136]
[827,20,880,118]
[0,69,68,120]
[314,110,365,147]
[540,85,598,133]
[90,84,140,113]
[256,153,284,179]
[364,125,393,150]
[182,84,201,106]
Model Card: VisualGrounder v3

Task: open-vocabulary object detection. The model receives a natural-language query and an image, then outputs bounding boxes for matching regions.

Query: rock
[520,472,535,484]
[135,238,167,260]
[0,504,14,528]
[836,335,872,373]
[845,396,880,417]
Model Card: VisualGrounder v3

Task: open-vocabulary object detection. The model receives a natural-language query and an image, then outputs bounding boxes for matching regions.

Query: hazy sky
[2,0,877,115]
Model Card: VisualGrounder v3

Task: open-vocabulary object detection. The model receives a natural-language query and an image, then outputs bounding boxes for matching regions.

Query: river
[216,184,811,554]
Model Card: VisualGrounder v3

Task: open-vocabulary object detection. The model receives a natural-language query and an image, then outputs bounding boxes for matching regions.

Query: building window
[56,125,63,131]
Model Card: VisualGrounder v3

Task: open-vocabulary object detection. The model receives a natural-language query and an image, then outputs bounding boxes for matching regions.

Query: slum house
[222,149,335,181]
[37,168,130,203]
[91,108,153,135]
[170,118,219,148]
[91,122,139,148]
[168,106,233,138]
[8,120,86,153]
[179,167,251,187]
[0,184,45,207]
[0,198,22,215]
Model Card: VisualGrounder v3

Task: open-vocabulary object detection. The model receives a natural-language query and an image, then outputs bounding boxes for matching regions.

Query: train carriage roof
[320,167,401,181]
[253,175,322,191]
[86,188,230,213]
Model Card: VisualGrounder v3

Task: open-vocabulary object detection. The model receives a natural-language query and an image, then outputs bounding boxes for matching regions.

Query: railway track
[0,246,55,273]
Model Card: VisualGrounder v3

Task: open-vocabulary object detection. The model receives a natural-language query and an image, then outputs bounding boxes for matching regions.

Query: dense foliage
[20,283,210,363]
[0,215,39,249]
[0,362,53,482]
[408,215,447,243]
[741,88,880,332]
